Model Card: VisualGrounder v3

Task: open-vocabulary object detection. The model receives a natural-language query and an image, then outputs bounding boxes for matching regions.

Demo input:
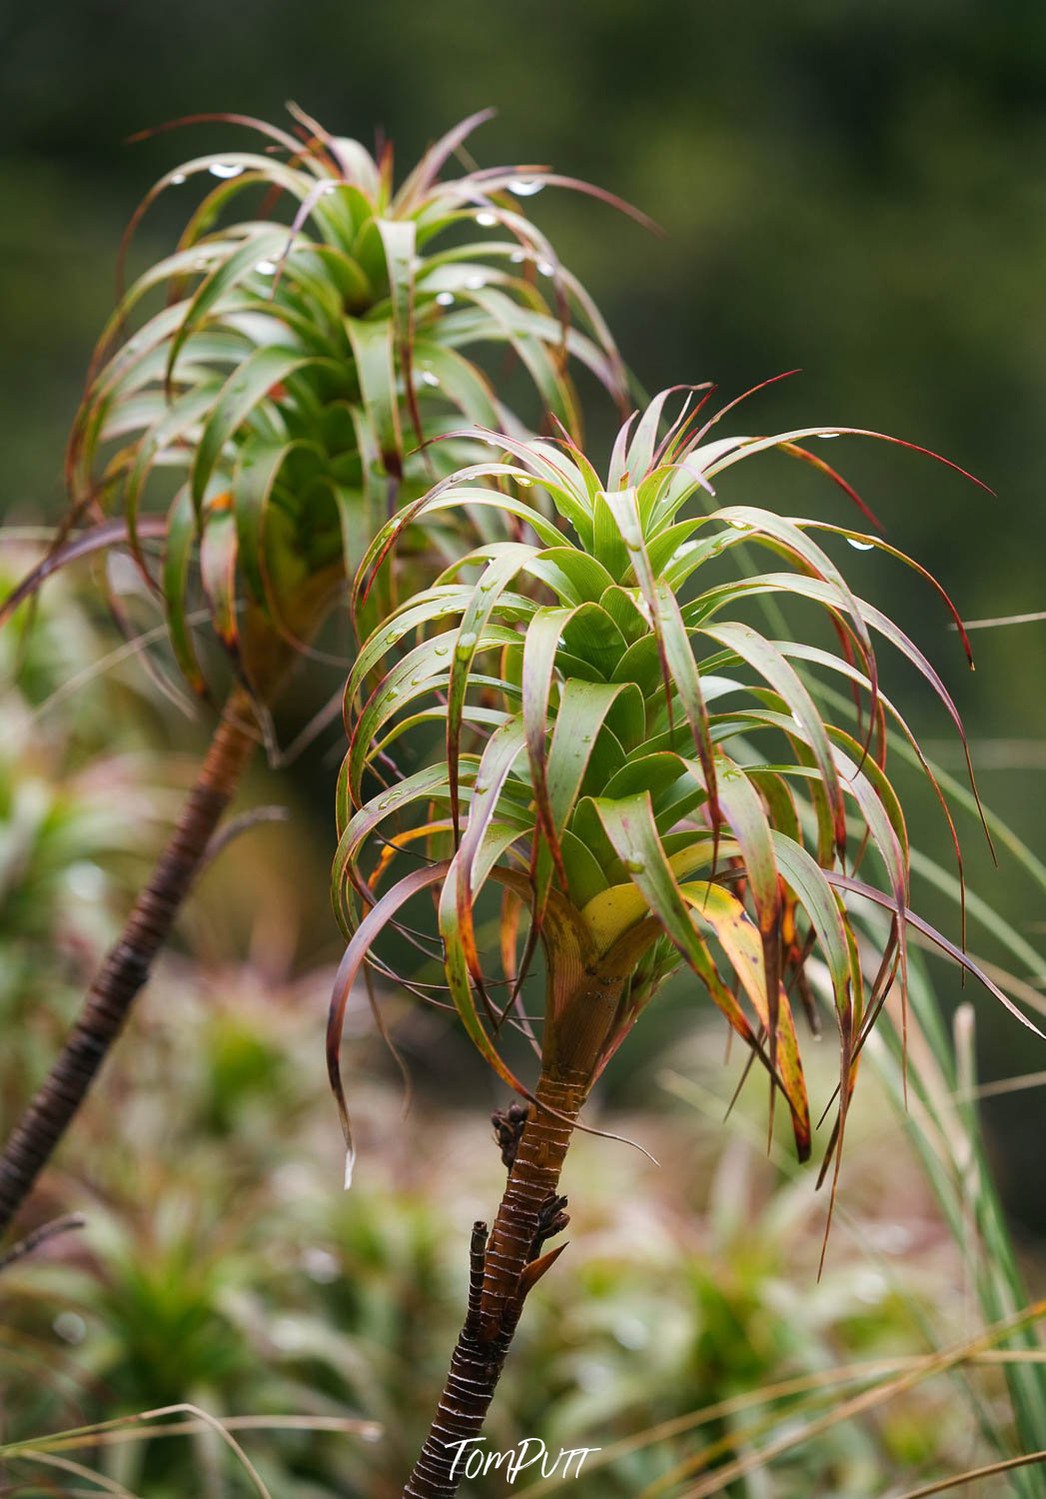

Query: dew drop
[170,172,187,186]
[302,1247,340,1284]
[209,162,245,179]
[625,856,645,874]
[474,780,488,795]
[537,259,555,277]
[847,537,875,551]
[516,476,533,488]
[475,211,497,227]
[53,1312,86,1345]
[856,1270,887,1305]
[509,178,544,197]
[457,630,478,655]
[255,258,278,276]
[509,249,527,264]
[614,1315,649,1351]
[465,274,486,291]
[419,369,440,388]
[819,432,840,440]
[435,291,455,307]
[434,643,450,658]
[66,861,106,900]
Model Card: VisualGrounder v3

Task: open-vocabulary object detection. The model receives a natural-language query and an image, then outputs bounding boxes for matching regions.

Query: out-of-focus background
[3,3,1046,1494]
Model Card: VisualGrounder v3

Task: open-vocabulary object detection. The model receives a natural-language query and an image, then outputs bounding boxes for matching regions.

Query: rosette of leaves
[0,106,636,1238]
[63,105,635,700]
[328,390,1040,1497]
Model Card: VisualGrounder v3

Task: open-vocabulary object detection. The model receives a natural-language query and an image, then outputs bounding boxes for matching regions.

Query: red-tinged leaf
[699,619,848,858]
[652,580,721,839]
[162,227,290,391]
[687,370,802,450]
[346,624,518,806]
[775,442,885,533]
[438,862,536,1103]
[823,870,1046,1041]
[163,486,205,695]
[431,165,661,239]
[522,606,575,885]
[191,348,327,510]
[769,830,852,1023]
[200,498,239,649]
[446,546,534,839]
[701,755,783,1062]
[344,316,404,474]
[328,863,454,1186]
[395,108,497,209]
[679,880,811,1161]
[804,520,975,667]
[231,437,322,608]
[697,423,993,498]
[591,795,767,1058]
[0,516,167,628]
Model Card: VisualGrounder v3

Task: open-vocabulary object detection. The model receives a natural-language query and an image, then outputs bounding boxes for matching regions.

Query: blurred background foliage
[4,0,1045,1220]
[2,1,1046,1491]
[0,588,1030,1489]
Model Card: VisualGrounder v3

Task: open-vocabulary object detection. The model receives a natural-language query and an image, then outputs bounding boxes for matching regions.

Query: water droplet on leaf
[846,537,875,551]
[435,291,455,307]
[302,1247,340,1284]
[419,369,440,388]
[509,178,544,197]
[170,172,187,186]
[255,258,278,276]
[475,211,497,227]
[209,162,245,179]
[53,1312,87,1344]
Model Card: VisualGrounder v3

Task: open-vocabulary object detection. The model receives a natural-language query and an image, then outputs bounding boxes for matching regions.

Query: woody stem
[0,686,258,1238]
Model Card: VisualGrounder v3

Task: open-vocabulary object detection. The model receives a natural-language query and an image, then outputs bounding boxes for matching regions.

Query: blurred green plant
[1,946,1018,1498]
[329,391,1041,1494]
[0,107,636,1241]
[0,552,175,1125]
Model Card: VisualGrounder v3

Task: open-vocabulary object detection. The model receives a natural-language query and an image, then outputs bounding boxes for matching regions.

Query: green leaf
[191,347,325,509]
